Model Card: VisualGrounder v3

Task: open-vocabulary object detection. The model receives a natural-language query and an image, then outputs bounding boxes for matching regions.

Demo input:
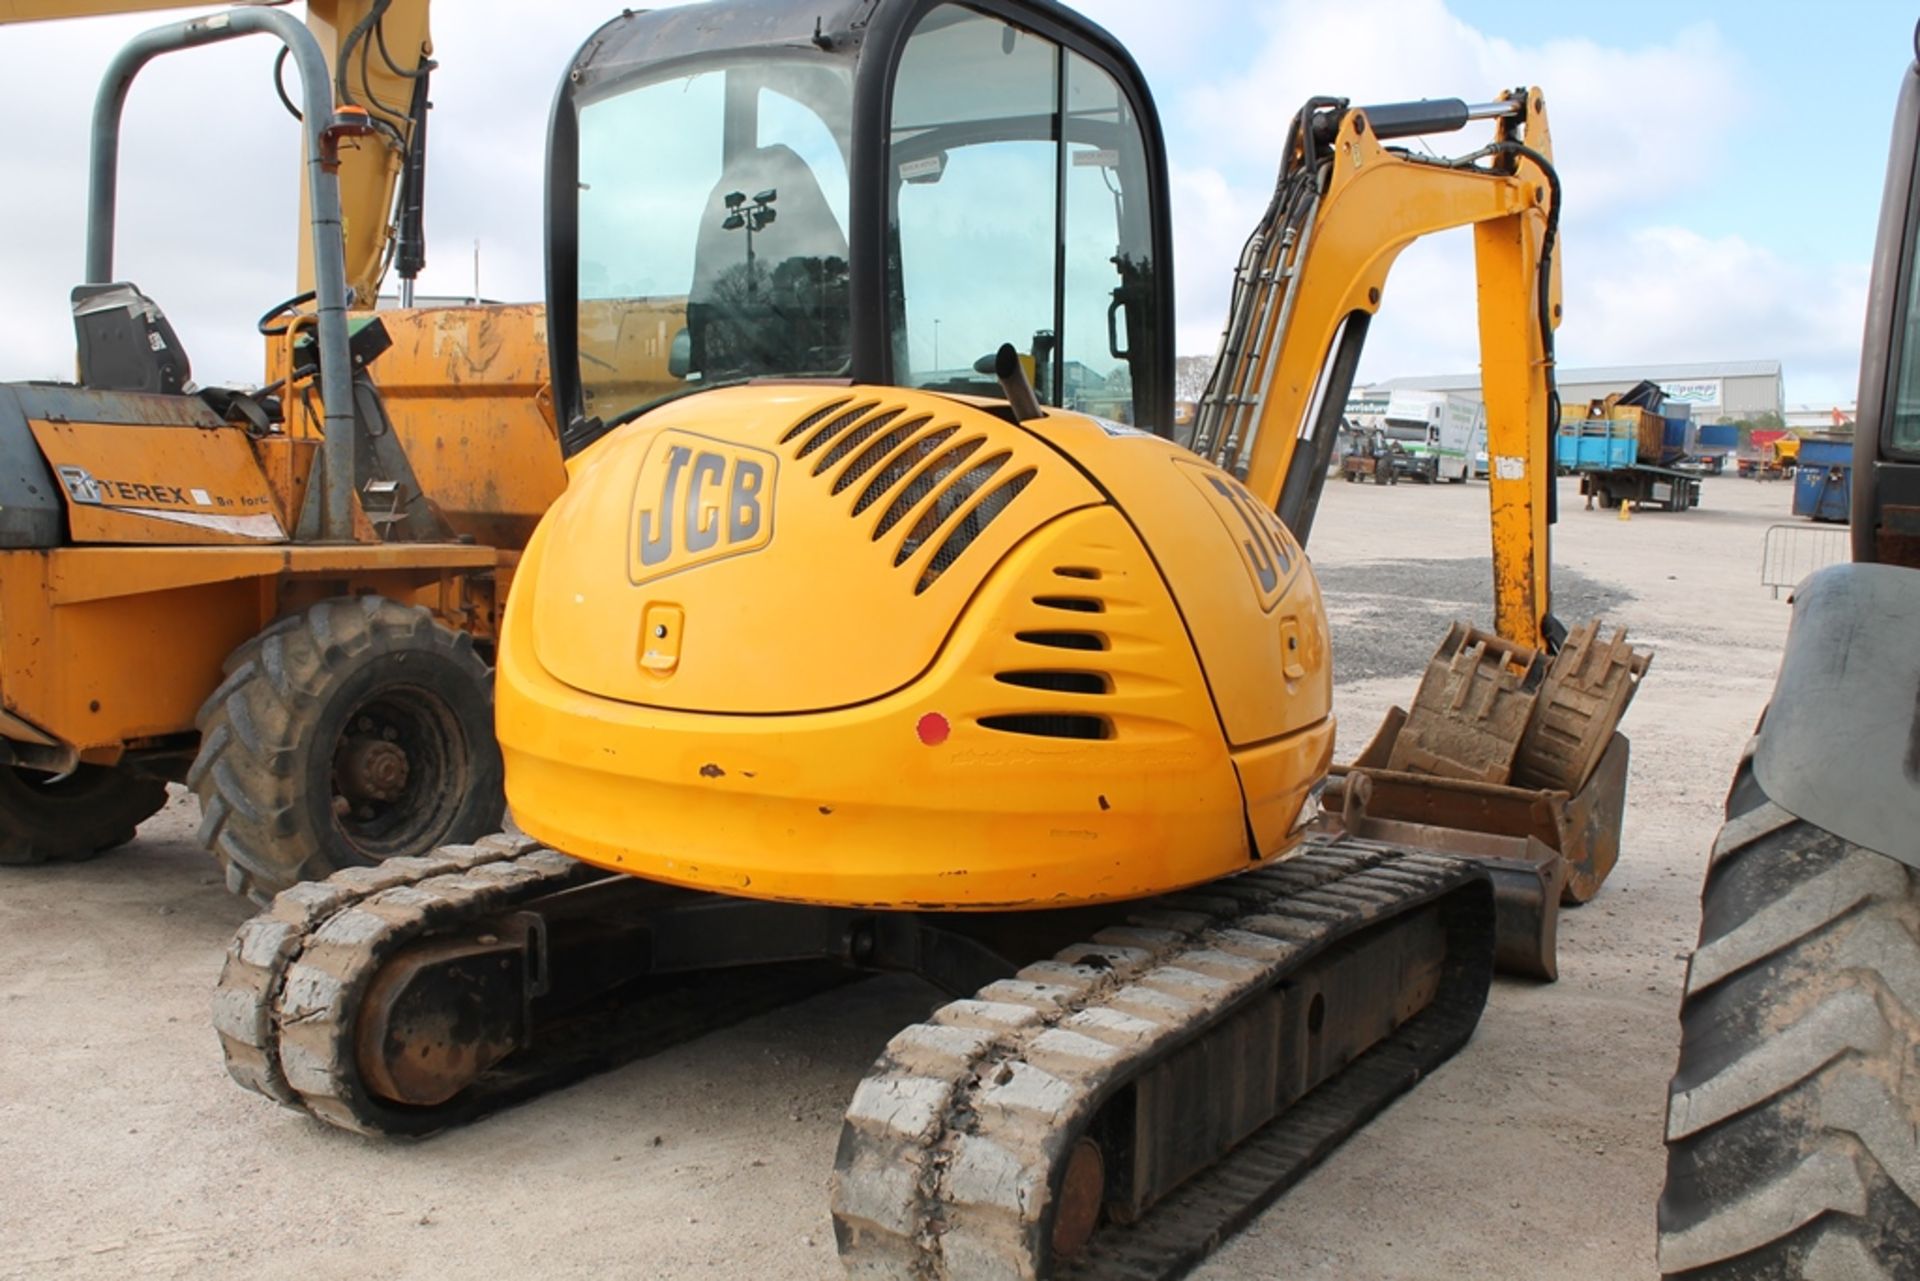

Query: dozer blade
[1323,706,1633,980]
[830,842,1495,1281]
[1320,764,1567,980]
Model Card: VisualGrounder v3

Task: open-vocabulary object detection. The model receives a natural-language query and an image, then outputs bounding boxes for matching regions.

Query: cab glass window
[887,5,1157,424]
[1894,167,1920,454]
[889,9,1057,398]
[575,59,853,427]
[1060,51,1154,423]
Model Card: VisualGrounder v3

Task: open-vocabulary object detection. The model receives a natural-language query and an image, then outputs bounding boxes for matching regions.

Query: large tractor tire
[0,764,168,866]
[189,596,505,905]
[1658,752,1920,1278]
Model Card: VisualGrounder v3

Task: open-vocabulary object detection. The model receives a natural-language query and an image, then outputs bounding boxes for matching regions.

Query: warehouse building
[1363,359,1783,423]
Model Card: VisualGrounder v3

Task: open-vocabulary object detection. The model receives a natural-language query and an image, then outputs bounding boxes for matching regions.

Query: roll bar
[85,8,359,541]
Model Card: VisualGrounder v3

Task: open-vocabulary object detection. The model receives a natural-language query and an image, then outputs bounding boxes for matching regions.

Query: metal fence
[1760,523,1849,599]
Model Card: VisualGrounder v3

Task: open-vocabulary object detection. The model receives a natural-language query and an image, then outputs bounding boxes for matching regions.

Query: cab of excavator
[1857,19,1920,567]
[545,0,1175,454]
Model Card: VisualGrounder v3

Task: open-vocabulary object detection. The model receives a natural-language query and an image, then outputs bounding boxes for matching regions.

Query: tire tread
[189,596,503,905]
[1659,748,1920,1278]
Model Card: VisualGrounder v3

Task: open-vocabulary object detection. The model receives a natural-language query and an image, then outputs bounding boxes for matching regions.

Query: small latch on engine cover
[1279,617,1307,681]
[640,603,685,675]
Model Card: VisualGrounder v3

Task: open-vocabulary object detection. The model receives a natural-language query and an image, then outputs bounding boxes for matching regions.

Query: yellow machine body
[498,385,1333,910]
[0,302,557,765]
[259,301,567,548]
[497,88,1562,914]
[0,1,569,776]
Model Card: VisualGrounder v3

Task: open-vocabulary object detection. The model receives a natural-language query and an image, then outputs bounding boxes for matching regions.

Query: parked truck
[1560,385,1702,512]
[1381,389,1483,482]
[1693,422,1739,474]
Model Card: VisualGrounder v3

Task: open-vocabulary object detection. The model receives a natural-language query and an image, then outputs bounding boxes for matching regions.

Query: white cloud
[0,1,638,385]
[0,1,1875,405]
[1115,0,1867,403]
[0,11,296,382]
[1166,161,1251,355]
[1569,226,1869,402]
[1175,2,1743,209]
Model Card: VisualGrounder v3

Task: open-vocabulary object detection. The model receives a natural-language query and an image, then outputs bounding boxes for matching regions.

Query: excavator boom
[298,0,431,303]
[0,0,233,19]
[1195,91,1561,649]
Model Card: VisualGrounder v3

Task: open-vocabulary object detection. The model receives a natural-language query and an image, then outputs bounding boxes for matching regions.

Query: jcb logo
[1177,459,1296,611]
[627,430,777,584]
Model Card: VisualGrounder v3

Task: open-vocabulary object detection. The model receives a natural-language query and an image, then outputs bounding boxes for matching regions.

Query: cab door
[874,2,1173,432]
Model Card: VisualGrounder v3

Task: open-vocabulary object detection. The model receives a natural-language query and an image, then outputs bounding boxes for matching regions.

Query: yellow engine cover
[497,386,1334,910]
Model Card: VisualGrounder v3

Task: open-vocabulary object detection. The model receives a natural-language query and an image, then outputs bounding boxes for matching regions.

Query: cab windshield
[575,57,854,427]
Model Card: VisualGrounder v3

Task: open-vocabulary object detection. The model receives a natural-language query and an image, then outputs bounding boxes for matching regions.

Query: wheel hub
[337,736,411,804]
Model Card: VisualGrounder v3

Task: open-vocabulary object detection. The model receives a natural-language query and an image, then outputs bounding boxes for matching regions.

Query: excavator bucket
[1385,621,1547,782]
[1516,619,1652,792]
[1320,620,1647,981]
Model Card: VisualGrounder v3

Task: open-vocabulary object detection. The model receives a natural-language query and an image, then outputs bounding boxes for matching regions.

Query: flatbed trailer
[1560,417,1702,511]
[1577,464,1701,512]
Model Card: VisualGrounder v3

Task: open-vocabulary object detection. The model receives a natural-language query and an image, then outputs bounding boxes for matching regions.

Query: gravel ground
[1315,555,1629,683]
[0,473,1802,1280]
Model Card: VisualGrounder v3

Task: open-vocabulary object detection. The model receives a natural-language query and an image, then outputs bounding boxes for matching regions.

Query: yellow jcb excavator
[215,2,1644,1276]
[0,1,564,899]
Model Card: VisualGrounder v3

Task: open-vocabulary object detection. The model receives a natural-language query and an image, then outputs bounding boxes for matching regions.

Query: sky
[0,0,1912,407]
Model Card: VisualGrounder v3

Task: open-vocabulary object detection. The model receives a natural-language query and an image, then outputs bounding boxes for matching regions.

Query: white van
[1381,390,1484,483]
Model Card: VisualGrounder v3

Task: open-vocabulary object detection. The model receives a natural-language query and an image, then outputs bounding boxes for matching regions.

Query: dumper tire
[189,596,505,905]
[0,764,168,866]
[1657,753,1920,1278]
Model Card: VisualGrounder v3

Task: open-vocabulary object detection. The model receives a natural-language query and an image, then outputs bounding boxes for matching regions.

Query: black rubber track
[1658,748,1920,1279]
[0,763,167,866]
[215,837,856,1136]
[831,843,1496,1280]
[188,596,504,905]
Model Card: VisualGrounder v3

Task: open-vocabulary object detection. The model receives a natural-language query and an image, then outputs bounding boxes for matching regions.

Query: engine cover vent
[995,669,1110,694]
[834,415,932,494]
[913,469,1037,594]
[778,398,1045,595]
[1017,629,1107,651]
[784,398,863,452]
[815,408,907,476]
[853,425,959,513]
[978,713,1112,740]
